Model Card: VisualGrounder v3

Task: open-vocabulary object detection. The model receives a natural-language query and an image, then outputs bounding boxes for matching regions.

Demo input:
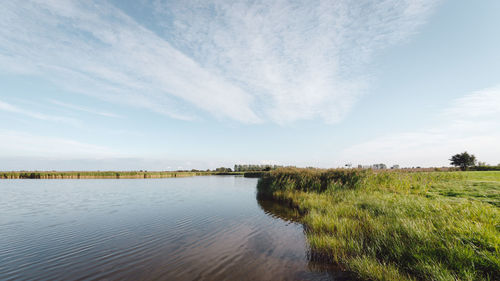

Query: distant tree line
[449,151,500,171]
[175,166,283,173]
[215,167,233,172]
[233,164,283,172]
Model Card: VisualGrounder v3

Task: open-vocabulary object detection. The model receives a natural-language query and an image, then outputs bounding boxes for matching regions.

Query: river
[0,176,352,280]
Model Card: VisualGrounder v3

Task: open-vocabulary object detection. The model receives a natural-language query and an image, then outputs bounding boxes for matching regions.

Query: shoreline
[0,171,266,179]
[257,168,500,281]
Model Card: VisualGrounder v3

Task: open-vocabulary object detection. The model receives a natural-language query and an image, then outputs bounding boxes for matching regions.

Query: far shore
[0,171,266,179]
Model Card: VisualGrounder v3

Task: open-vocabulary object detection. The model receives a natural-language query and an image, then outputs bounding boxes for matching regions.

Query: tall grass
[0,171,210,179]
[257,168,370,194]
[258,168,500,281]
[0,170,260,179]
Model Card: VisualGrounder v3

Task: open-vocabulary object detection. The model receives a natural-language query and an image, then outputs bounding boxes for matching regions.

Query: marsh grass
[0,171,212,179]
[0,170,255,179]
[258,169,500,281]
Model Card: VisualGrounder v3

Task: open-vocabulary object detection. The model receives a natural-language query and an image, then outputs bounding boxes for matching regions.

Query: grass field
[257,168,500,281]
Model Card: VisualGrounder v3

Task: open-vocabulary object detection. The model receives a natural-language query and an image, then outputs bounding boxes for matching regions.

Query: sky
[1,0,499,170]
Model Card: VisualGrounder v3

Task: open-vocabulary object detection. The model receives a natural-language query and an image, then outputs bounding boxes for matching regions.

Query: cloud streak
[48,99,122,118]
[0,0,259,123]
[339,86,500,166]
[0,99,79,125]
[154,0,438,123]
[0,130,120,158]
[0,0,438,123]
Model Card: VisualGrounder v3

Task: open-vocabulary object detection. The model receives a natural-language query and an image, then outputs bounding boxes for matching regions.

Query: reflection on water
[256,193,358,281]
[0,176,351,280]
[256,193,303,223]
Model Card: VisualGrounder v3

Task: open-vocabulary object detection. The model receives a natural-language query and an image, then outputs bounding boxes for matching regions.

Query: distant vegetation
[215,167,233,173]
[448,151,500,171]
[0,170,262,179]
[450,151,477,171]
[257,168,499,281]
[470,165,500,171]
[0,171,210,179]
[234,164,284,172]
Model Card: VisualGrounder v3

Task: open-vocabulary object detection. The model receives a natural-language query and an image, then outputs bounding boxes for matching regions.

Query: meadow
[257,168,500,281]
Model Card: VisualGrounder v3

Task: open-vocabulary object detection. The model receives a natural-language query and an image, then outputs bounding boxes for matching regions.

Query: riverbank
[257,168,500,281]
[0,171,266,179]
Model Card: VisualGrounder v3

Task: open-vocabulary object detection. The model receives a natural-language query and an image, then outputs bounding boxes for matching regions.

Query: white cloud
[0,130,120,158]
[154,0,438,123]
[48,99,121,118]
[0,99,79,125]
[0,0,438,124]
[339,86,500,166]
[0,0,259,123]
[443,85,500,119]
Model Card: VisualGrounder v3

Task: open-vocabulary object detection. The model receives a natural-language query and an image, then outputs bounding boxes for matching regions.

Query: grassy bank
[257,168,499,281]
[0,171,255,179]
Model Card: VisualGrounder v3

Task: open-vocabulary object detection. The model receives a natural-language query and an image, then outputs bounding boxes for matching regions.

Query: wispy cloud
[339,86,500,166]
[0,99,79,125]
[0,130,120,158]
[154,0,439,123]
[0,0,438,124]
[443,85,500,121]
[49,99,122,118]
[0,0,259,123]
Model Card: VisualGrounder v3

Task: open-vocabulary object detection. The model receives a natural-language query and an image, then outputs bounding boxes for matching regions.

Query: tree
[215,167,232,172]
[450,152,476,171]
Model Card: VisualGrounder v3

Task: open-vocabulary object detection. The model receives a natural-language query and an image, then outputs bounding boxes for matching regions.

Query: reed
[0,170,261,179]
[258,169,500,281]
[0,171,211,179]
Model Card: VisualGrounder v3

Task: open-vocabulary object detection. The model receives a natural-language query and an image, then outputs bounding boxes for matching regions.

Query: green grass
[257,168,500,281]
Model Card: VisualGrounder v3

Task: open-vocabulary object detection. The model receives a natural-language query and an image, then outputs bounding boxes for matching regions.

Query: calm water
[0,176,350,280]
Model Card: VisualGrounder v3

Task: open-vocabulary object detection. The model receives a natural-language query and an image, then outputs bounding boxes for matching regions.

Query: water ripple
[0,177,339,280]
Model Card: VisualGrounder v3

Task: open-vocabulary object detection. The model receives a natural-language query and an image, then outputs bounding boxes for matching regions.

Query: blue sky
[1,0,499,170]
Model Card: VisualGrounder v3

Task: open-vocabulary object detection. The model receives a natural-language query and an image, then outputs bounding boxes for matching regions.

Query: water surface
[0,176,348,280]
